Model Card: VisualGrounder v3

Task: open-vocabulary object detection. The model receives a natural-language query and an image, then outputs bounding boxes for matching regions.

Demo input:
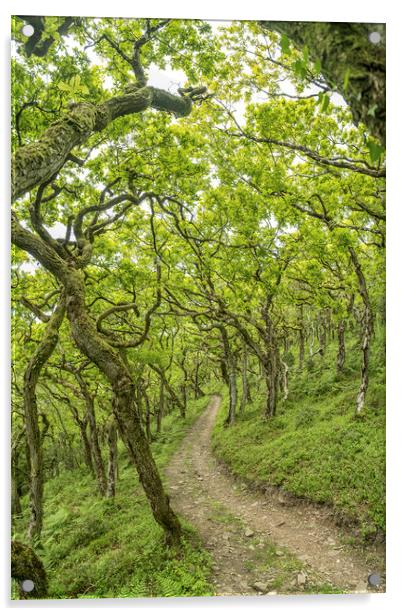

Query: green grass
[12,396,214,599]
[212,333,385,540]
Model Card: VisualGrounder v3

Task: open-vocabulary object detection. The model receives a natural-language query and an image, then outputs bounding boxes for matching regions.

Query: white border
[2,1,401,614]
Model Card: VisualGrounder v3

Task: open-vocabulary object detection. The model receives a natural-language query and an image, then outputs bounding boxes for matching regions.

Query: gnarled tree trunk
[106,418,118,498]
[337,320,346,373]
[298,305,305,369]
[12,87,197,202]
[23,296,65,542]
[12,218,182,547]
[219,326,237,425]
[74,373,107,496]
[349,247,374,415]
[239,343,250,414]
[11,540,48,598]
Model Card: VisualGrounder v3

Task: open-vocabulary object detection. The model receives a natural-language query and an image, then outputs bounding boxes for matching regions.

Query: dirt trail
[166,395,385,596]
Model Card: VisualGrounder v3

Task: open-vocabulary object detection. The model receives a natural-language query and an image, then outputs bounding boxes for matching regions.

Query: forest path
[166,395,385,596]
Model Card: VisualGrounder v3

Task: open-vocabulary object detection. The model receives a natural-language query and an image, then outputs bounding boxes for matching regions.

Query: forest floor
[166,395,385,596]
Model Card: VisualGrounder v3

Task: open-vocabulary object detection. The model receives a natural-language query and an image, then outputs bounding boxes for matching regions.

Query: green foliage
[12,397,214,599]
[367,139,385,163]
[212,335,385,536]
[57,75,89,100]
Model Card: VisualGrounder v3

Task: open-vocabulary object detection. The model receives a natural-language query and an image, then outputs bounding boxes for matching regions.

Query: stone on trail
[251,581,269,593]
[296,572,307,586]
[244,528,255,537]
[275,550,285,556]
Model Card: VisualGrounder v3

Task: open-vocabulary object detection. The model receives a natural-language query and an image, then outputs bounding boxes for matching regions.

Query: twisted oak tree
[12,203,182,545]
[23,295,65,542]
[11,20,212,546]
[12,18,209,201]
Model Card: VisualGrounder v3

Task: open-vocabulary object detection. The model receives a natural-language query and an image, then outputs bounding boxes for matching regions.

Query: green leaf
[70,75,80,90]
[314,58,321,74]
[320,93,330,113]
[57,81,71,92]
[280,34,290,55]
[367,139,384,163]
[293,59,307,80]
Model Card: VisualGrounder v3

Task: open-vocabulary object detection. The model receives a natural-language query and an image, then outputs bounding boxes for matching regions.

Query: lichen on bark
[11,540,48,599]
[12,87,194,202]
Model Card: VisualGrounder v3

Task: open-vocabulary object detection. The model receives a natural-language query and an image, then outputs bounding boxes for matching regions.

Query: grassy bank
[212,334,385,541]
[12,396,214,599]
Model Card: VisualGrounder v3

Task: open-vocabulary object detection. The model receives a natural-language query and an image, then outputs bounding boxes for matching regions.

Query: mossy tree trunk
[11,540,48,599]
[106,418,118,498]
[12,216,182,547]
[299,322,305,370]
[219,325,237,426]
[157,378,164,433]
[239,342,250,414]
[262,299,280,419]
[11,447,22,516]
[280,359,289,402]
[12,87,196,202]
[77,417,94,475]
[74,373,107,496]
[23,297,65,542]
[337,320,346,373]
[349,247,374,415]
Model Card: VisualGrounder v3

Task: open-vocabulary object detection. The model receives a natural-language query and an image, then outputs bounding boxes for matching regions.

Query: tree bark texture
[349,247,374,414]
[11,540,48,598]
[337,320,346,373]
[74,373,107,496]
[157,378,164,433]
[298,306,305,369]
[106,418,118,498]
[23,297,65,542]
[220,326,237,425]
[12,217,182,546]
[12,87,195,201]
[239,343,250,414]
